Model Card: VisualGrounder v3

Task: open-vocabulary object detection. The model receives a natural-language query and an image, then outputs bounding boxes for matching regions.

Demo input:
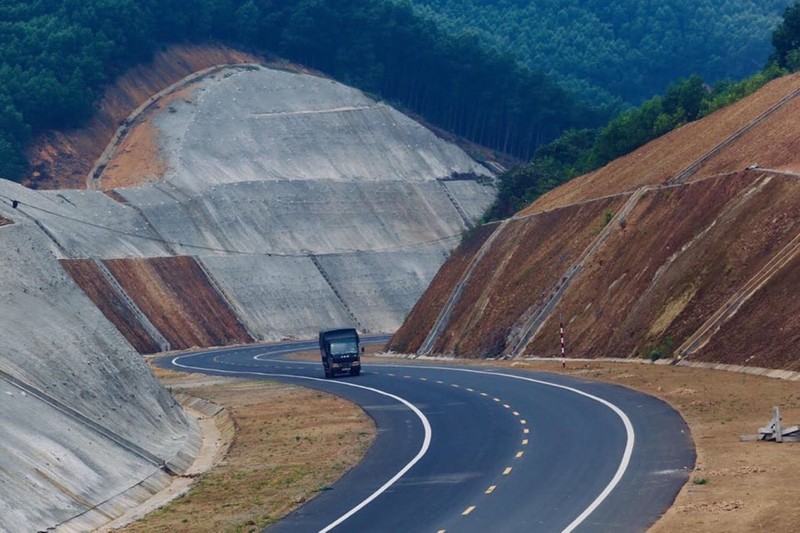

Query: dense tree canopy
[0,0,602,183]
[411,0,793,106]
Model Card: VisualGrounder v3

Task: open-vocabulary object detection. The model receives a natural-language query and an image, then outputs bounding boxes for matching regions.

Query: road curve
[159,338,694,532]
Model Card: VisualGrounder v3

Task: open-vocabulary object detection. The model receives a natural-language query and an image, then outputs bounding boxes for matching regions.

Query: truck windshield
[330,340,358,355]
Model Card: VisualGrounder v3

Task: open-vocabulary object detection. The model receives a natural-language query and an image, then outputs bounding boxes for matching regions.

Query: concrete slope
[0,199,195,532]
[39,65,494,343]
[0,55,494,529]
[156,67,488,189]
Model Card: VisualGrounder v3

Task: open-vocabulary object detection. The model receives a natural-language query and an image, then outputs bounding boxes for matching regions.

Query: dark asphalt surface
[159,337,695,532]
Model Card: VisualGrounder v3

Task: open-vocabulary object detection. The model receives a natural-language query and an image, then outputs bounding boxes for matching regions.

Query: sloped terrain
[104,257,253,351]
[436,195,625,357]
[59,259,162,354]
[25,44,262,189]
[395,72,800,371]
[524,173,800,359]
[0,213,194,532]
[0,47,496,530]
[388,223,499,352]
[524,73,800,214]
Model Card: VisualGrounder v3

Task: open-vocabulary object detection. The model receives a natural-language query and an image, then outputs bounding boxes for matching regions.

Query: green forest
[412,0,794,106]
[0,0,602,183]
[3,0,800,197]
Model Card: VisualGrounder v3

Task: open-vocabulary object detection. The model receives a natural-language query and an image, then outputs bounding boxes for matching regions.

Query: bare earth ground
[118,365,374,532]
[119,351,798,532]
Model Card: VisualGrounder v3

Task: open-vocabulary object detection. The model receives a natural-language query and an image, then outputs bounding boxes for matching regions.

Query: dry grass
[121,367,374,533]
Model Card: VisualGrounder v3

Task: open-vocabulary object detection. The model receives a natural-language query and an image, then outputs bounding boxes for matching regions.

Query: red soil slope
[388,223,499,353]
[435,195,625,357]
[525,173,800,362]
[25,44,262,190]
[0,215,12,227]
[104,256,253,351]
[395,72,800,370]
[59,259,162,354]
[523,73,800,214]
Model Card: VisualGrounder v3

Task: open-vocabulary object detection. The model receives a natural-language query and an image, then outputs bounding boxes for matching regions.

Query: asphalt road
[160,337,694,532]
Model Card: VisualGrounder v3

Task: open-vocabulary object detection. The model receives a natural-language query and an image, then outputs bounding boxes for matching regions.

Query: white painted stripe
[368,364,636,533]
[222,348,635,532]
[503,467,512,475]
[462,505,476,516]
[485,485,496,494]
[171,354,433,533]
[522,439,529,445]
[516,451,524,458]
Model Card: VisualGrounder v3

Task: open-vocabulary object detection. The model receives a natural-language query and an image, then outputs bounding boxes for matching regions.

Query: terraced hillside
[0,46,496,531]
[390,73,800,371]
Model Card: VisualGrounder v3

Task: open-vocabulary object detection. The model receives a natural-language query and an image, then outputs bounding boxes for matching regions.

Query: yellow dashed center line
[462,506,476,516]
[485,485,496,494]
[503,467,513,475]
[516,451,524,459]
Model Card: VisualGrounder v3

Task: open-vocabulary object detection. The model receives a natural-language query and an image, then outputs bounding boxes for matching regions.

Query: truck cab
[319,328,361,378]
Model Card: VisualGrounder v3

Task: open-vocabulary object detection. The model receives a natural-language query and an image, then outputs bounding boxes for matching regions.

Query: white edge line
[170,353,432,533]
[367,364,636,533]
[253,355,635,531]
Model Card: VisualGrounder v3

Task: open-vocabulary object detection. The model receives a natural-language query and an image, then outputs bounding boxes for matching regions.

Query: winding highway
[160,337,694,532]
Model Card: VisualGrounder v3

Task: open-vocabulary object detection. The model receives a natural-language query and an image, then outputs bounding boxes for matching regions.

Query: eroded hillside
[391,73,800,371]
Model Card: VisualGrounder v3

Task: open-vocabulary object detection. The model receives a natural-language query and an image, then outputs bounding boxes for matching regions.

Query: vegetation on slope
[412,0,793,106]
[484,1,800,221]
[0,0,603,184]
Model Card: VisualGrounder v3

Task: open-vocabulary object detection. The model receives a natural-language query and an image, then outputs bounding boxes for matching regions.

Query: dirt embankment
[525,172,800,362]
[395,72,800,371]
[102,256,254,351]
[25,44,262,190]
[524,73,800,214]
[59,259,162,353]
[387,223,499,353]
[0,215,12,226]
[432,195,625,357]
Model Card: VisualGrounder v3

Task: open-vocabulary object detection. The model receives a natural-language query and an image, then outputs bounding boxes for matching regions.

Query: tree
[772,2,800,68]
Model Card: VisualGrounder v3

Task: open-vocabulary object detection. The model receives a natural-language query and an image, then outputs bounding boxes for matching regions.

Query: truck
[319,328,361,378]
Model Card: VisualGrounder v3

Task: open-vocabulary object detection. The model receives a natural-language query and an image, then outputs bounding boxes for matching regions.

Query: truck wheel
[351,367,360,377]
[324,366,332,379]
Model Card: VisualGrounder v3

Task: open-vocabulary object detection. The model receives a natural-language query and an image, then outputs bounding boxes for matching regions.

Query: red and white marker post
[560,314,566,368]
